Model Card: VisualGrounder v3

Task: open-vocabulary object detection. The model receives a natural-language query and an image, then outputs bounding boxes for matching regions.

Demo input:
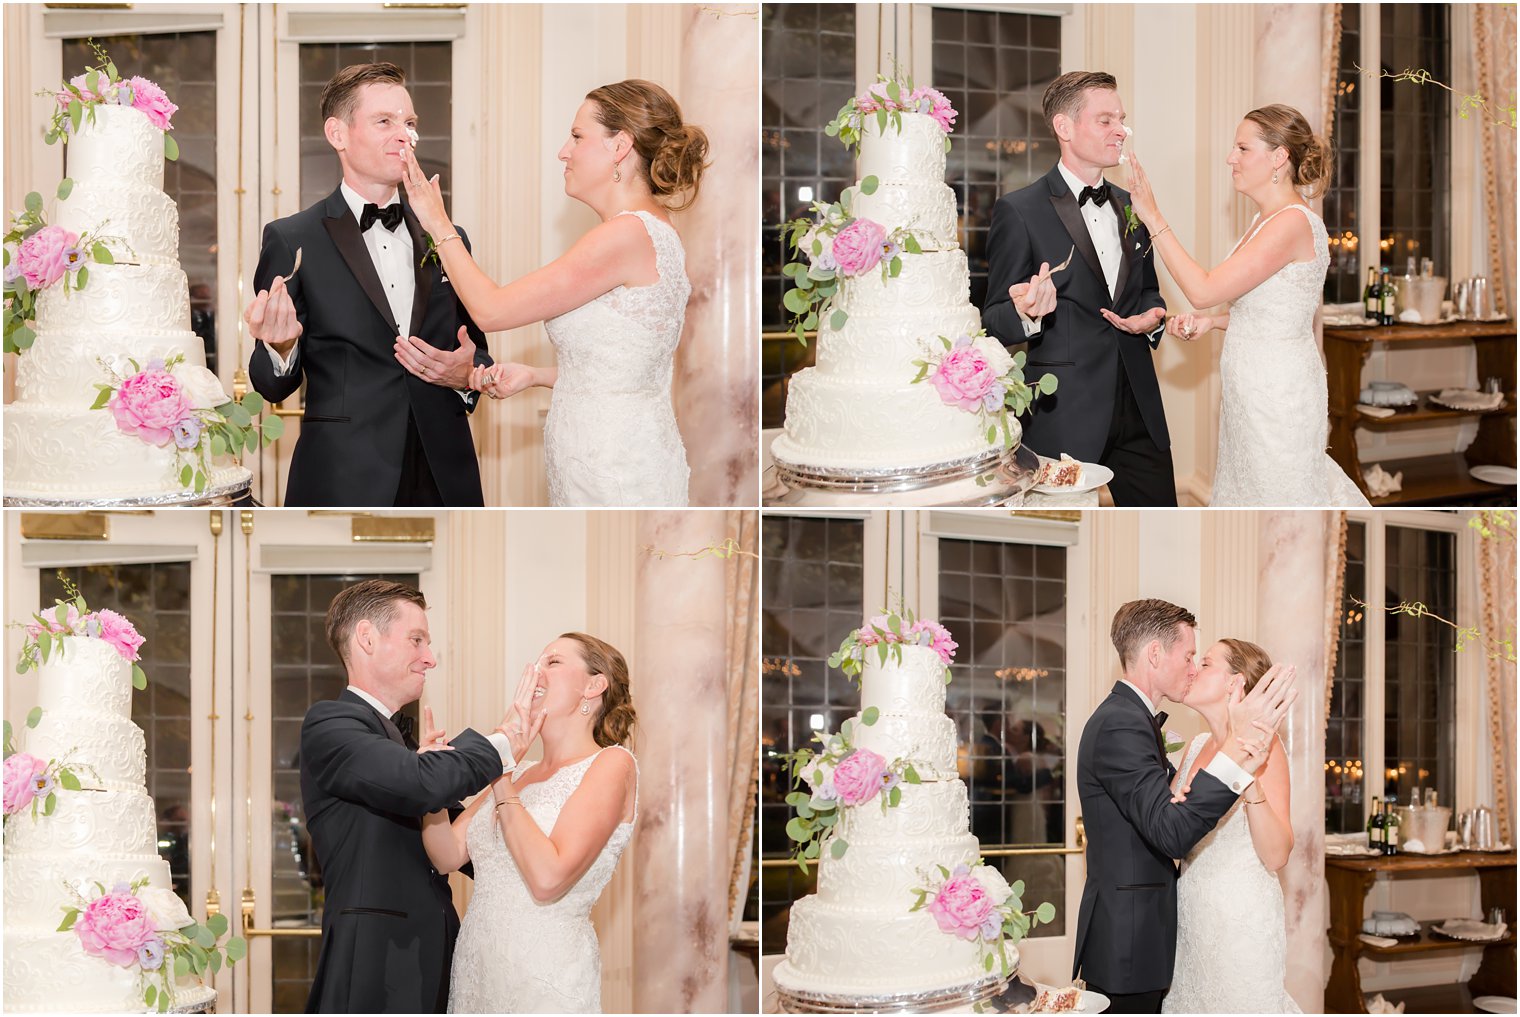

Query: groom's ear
[324,116,347,153]
[353,618,374,656]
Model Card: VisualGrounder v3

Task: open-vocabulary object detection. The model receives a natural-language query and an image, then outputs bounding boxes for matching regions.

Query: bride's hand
[496,663,547,761]
[1166,313,1218,341]
[416,705,455,754]
[468,363,537,399]
[1126,150,1163,230]
[400,145,452,240]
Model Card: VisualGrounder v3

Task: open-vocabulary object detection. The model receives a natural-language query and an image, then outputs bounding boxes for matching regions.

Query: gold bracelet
[434,233,462,248]
[1150,223,1173,241]
[495,796,521,809]
[1244,791,1267,805]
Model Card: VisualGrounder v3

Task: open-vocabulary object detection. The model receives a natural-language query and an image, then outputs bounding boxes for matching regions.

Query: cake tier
[4,854,169,928]
[4,402,251,500]
[837,775,970,843]
[851,710,959,778]
[34,637,134,718]
[26,711,146,789]
[772,368,1001,472]
[32,263,193,343]
[56,183,180,267]
[3,787,159,859]
[857,111,948,190]
[4,929,217,1013]
[777,893,1003,996]
[832,249,972,322]
[15,328,207,408]
[64,104,166,193]
[818,830,981,908]
[861,644,950,716]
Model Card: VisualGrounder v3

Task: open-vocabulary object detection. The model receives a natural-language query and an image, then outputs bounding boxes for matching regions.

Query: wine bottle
[1384,799,1401,855]
[1379,269,1396,325]
[1364,267,1380,320]
[1368,796,1384,851]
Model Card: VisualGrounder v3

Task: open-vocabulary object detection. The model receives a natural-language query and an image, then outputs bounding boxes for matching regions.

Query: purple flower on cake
[4,258,21,285]
[93,609,145,663]
[30,767,56,801]
[880,770,901,794]
[911,86,958,132]
[881,237,903,263]
[831,218,887,277]
[125,76,178,131]
[927,864,996,941]
[16,225,79,290]
[74,891,158,967]
[910,619,959,665]
[108,367,190,447]
[3,753,47,815]
[61,245,85,270]
[172,416,203,450]
[929,335,1002,411]
[831,748,888,807]
[136,938,165,971]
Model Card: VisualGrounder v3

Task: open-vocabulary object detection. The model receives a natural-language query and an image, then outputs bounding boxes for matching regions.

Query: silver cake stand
[5,474,252,508]
[765,444,1041,508]
[775,973,1014,1014]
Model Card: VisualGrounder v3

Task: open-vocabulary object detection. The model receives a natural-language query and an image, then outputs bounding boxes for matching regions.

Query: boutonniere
[1163,729,1185,754]
[420,232,441,270]
[1122,204,1141,237]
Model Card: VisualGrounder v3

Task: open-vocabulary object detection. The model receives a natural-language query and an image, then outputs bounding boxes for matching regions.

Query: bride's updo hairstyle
[1244,103,1332,198]
[1218,638,1273,693]
[585,79,710,211]
[561,632,637,747]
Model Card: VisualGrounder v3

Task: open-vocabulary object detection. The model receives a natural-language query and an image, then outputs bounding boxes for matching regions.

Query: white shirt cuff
[485,730,517,771]
[262,340,299,376]
[1017,306,1043,336]
[1203,752,1254,795]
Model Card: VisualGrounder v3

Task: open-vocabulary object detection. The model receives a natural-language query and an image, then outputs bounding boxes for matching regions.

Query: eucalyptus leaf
[92,243,113,265]
[74,265,88,288]
[859,175,879,196]
[69,100,82,134]
[861,706,879,726]
[225,937,247,963]
[90,386,114,410]
[241,391,264,414]
[830,308,848,330]
[1036,901,1056,923]
[43,792,56,816]
[59,769,81,791]
[830,838,849,859]
[132,664,147,690]
[58,909,79,932]
[24,192,41,214]
[262,414,285,441]
[180,464,193,488]
[26,706,42,728]
[164,134,179,161]
[206,913,229,938]
[785,817,809,842]
[57,178,73,200]
[145,986,157,1008]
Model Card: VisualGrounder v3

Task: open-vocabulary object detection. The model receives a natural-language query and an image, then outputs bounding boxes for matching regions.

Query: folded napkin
[1358,403,1397,418]
[1360,933,1399,948]
[1364,463,1403,498]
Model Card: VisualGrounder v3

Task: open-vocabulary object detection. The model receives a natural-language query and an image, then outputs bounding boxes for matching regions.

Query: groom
[300,580,525,1012]
[1073,599,1296,1013]
[244,62,493,507]
[982,71,1174,506]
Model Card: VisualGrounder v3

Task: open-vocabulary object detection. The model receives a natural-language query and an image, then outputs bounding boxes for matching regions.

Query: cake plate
[766,444,1041,507]
[775,973,1013,1014]
[4,474,252,508]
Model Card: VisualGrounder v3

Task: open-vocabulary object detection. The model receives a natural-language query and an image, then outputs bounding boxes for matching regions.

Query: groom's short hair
[326,579,427,666]
[1042,70,1119,132]
[1111,599,1196,670]
[320,62,407,125]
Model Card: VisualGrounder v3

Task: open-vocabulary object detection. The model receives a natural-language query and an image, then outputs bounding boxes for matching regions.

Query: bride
[1126,104,1369,507]
[418,633,639,1013]
[399,80,708,507]
[1164,638,1300,1014]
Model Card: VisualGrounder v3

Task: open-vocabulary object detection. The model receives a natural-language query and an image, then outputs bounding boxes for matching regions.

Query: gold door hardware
[21,513,112,540]
[1076,815,1086,850]
[240,888,321,939]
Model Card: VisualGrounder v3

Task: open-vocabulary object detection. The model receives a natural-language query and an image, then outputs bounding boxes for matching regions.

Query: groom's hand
[1010,263,1058,318]
[1100,306,1166,335]
[244,275,303,355]
[1222,663,1298,774]
[394,326,477,389]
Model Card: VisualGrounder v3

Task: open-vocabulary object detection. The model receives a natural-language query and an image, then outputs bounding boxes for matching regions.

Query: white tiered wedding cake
[772,85,1052,480]
[3,100,251,504]
[4,633,218,1013]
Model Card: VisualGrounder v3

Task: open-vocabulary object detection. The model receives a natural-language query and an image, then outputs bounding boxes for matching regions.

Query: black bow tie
[392,710,417,747]
[1153,710,1169,730]
[1078,183,1110,208]
[360,202,404,233]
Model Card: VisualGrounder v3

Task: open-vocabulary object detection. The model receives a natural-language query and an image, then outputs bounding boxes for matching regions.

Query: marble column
[1253,5,1327,136]
[1256,512,1332,1014]
[632,511,731,1012]
[673,5,759,506]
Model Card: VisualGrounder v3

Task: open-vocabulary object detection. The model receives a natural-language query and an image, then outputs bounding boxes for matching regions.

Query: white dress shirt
[264,182,414,376]
[1117,679,1254,794]
[345,684,515,771]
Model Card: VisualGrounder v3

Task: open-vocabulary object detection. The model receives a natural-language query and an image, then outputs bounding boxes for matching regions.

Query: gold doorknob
[1075,815,1087,851]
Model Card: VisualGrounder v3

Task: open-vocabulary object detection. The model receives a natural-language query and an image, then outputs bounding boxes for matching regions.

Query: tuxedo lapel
[320,187,401,336]
[1046,168,1106,292]
[400,200,434,341]
[338,688,406,747]
[1110,195,1134,300]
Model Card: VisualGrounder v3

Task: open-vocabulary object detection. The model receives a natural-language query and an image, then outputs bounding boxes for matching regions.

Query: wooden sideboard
[1324,320,1517,504]
[1325,850,1517,1013]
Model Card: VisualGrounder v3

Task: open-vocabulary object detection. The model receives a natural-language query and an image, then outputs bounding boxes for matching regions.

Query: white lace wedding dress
[542,210,691,507]
[447,746,638,1013]
[1212,204,1370,507]
[1162,735,1301,1014]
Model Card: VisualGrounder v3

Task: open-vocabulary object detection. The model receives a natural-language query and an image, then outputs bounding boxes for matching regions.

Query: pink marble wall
[1256,512,1332,1014]
[631,511,731,1012]
[673,5,760,507]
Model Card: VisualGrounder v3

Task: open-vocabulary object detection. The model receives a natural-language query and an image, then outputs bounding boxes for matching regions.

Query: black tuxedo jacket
[1072,683,1239,994]
[299,690,501,1013]
[249,187,492,506]
[981,165,1169,462]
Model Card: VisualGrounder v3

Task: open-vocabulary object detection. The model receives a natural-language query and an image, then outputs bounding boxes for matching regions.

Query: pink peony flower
[26,602,83,640]
[911,86,959,132]
[16,226,79,291]
[930,338,1000,411]
[108,367,190,447]
[831,748,888,807]
[74,891,158,967]
[928,866,996,941]
[92,609,145,663]
[125,76,177,132]
[58,72,117,107]
[831,218,888,277]
[3,753,47,815]
[910,620,958,664]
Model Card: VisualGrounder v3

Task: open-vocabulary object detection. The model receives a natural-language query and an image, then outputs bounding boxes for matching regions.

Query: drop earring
[581,700,590,715]
[1272,167,1280,185]
[613,162,621,183]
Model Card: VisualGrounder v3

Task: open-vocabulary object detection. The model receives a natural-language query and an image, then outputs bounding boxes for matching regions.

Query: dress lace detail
[543,210,690,506]
[447,746,638,1013]
[1212,204,1370,507]
[1162,735,1301,1014]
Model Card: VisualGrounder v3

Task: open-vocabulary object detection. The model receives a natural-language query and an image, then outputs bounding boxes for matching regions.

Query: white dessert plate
[1470,466,1518,485]
[1033,460,1112,495]
[1474,996,1517,1014]
[1075,990,1109,1013]
[1432,919,1507,942]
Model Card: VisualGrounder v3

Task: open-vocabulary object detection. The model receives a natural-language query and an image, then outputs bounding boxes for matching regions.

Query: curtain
[1477,513,1517,842]
[1474,4,1516,316]
[725,510,759,932]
